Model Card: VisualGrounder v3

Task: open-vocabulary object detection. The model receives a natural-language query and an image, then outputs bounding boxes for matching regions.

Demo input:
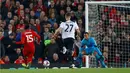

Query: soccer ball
[43,60,50,67]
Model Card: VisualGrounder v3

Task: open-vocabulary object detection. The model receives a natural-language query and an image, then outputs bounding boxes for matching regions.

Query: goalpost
[85,1,130,68]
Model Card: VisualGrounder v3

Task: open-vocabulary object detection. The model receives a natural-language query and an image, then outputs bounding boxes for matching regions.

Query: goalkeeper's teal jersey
[81,37,97,48]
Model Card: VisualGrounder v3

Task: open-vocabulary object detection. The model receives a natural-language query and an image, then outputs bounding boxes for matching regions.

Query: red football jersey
[16,29,41,49]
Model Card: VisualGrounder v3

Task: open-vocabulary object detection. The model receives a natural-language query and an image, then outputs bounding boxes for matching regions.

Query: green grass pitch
[1,68,130,73]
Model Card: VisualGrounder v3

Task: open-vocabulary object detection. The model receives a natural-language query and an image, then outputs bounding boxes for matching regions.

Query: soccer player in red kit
[15,25,41,68]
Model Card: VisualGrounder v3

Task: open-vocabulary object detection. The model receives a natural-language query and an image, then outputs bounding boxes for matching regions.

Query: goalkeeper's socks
[95,54,107,68]
[96,60,99,68]
[76,52,83,67]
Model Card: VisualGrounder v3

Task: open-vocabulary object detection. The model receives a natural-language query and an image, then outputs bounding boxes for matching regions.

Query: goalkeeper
[76,32,107,68]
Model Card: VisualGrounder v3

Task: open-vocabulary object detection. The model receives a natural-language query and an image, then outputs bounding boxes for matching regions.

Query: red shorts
[22,48,35,58]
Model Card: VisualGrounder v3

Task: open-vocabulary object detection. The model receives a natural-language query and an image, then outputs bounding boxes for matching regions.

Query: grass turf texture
[1,68,130,73]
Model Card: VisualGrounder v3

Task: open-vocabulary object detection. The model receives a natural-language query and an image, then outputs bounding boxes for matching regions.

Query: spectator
[66,6,72,13]
[40,15,50,33]
[107,28,116,41]
[30,19,38,33]
[17,5,24,18]
[37,58,43,64]
[5,12,13,25]
[19,10,25,20]
[39,11,46,22]
[25,8,30,16]
[102,34,111,43]
[35,19,41,34]
[3,55,10,64]
[52,22,59,32]
[13,15,19,25]
[66,0,72,8]
[74,4,83,19]
[29,3,34,10]
[15,48,22,57]
[48,0,56,9]
[45,38,60,63]
[43,27,52,40]
[4,24,14,37]
[24,15,30,24]
[35,7,42,18]
[16,19,25,30]
[10,20,15,28]
[14,56,25,64]
[77,18,84,39]
[0,29,5,58]
[30,10,37,19]
[71,11,77,21]
[48,13,57,27]
[56,0,66,14]
[0,0,8,20]
[103,46,108,64]
[3,33,16,56]
[8,0,16,15]
[34,0,47,13]
[15,1,20,9]
[48,8,57,16]
[52,53,59,63]
[56,9,65,24]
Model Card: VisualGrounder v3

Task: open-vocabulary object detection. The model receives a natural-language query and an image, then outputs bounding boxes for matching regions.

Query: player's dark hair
[84,32,89,35]
[65,12,71,17]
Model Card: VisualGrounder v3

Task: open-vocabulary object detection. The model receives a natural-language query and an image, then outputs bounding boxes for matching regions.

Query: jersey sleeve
[32,31,41,43]
[81,39,86,48]
[59,22,64,29]
[16,33,25,44]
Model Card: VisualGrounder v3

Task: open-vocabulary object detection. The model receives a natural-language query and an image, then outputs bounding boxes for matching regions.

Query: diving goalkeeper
[76,32,107,68]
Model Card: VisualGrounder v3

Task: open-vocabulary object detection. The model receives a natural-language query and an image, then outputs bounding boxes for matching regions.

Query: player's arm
[54,22,63,37]
[32,31,41,43]
[80,39,87,55]
[90,38,97,47]
[81,39,86,48]
[76,29,80,37]
[54,27,62,36]
[15,33,25,44]
[75,22,80,37]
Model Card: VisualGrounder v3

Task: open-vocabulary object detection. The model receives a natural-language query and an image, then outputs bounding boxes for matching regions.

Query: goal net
[85,1,130,68]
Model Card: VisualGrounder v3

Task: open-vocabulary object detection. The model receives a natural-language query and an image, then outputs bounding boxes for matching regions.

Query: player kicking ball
[76,32,107,68]
[15,25,41,69]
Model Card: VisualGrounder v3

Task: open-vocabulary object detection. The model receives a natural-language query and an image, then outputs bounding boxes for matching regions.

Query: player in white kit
[54,12,80,67]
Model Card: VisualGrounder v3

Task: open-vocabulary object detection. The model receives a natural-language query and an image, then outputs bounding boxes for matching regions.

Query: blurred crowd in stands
[96,4,130,64]
[0,0,130,66]
[0,0,85,64]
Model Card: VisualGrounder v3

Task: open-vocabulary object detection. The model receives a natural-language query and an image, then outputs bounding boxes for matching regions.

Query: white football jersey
[60,20,79,39]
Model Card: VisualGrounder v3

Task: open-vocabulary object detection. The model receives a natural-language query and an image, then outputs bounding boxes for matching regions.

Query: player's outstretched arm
[76,29,80,37]
[54,27,62,38]
[75,21,80,37]
[32,31,41,44]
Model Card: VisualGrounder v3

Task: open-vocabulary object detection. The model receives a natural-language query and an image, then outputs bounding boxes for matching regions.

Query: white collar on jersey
[66,20,71,22]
